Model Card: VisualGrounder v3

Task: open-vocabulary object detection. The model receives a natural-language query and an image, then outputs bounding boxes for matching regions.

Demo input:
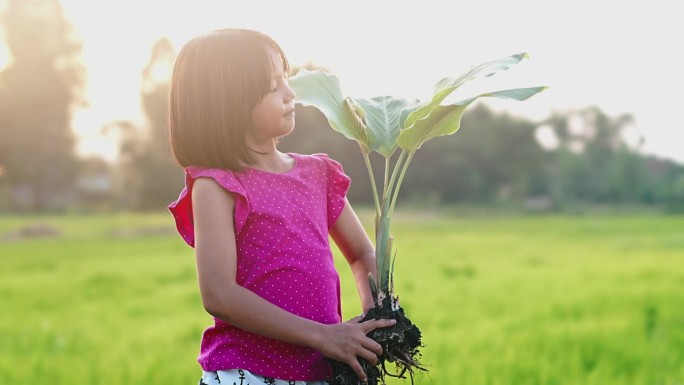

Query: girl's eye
[269,86,278,93]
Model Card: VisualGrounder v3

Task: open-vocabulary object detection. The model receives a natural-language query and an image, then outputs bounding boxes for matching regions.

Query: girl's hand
[317,316,396,382]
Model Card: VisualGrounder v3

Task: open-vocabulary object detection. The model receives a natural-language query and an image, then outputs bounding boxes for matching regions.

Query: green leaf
[368,273,379,306]
[397,86,547,152]
[398,103,470,153]
[353,96,415,157]
[289,70,368,149]
[482,86,548,101]
[405,53,531,130]
[433,52,530,92]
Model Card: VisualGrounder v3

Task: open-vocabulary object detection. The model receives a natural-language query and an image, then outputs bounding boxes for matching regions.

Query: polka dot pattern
[168,153,351,381]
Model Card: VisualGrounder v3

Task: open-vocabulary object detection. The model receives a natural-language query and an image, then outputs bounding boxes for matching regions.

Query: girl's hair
[169,28,290,170]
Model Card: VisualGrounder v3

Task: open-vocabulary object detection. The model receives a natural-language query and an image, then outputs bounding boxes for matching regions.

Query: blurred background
[0,0,683,213]
[1,1,682,384]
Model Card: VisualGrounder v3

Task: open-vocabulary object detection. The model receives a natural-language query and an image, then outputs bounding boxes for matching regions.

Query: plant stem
[361,147,381,216]
[383,157,390,201]
[376,196,392,293]
[386,150,407,211]
[389,151,415,216]
[376,151,408,296]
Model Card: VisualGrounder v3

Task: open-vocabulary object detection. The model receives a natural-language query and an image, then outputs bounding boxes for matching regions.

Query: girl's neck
[247,148,295,174]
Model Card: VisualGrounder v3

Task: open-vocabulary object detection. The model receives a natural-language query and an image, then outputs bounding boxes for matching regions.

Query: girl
[167,29,393,385]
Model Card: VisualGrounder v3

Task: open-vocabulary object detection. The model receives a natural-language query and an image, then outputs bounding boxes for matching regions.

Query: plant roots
[327,302,425,385]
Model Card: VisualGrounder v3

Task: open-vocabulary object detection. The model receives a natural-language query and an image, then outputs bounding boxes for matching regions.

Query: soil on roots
[327,304,425,385]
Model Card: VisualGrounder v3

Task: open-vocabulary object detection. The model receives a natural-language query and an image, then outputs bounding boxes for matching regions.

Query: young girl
[167,29,393,385]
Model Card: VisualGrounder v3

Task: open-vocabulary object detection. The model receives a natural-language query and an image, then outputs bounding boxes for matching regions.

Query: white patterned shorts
[200,369,328,385]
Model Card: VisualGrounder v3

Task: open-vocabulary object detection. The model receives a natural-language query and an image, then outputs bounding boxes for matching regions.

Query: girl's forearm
[329,201,377,312]
[350,251,377,312]
[202,278,395,381]
[201,283,326,351]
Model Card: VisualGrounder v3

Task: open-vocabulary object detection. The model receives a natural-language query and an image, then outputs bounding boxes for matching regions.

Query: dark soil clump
[327,301,425,385]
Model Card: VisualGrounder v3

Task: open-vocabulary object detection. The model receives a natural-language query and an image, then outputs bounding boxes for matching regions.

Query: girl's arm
[329,198,377,312]
[192,177,392,382]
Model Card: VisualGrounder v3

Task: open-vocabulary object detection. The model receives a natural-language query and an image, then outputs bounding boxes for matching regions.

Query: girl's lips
[284,109,295,118]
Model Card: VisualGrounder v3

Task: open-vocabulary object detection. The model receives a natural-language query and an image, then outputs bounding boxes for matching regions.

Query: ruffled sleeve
[167,166,251,247]
[312,153,351,229]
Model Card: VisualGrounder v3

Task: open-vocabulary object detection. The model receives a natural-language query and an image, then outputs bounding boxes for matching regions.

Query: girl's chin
[280,125,295,137]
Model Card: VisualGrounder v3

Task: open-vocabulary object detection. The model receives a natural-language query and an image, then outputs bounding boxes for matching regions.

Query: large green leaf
[289,70,368,148]
[433,52,530,92]
[398,103,470,153]
[353,96,415,157]
[397,86,547,152]
[483,86,548,101]
[405,53,530,130]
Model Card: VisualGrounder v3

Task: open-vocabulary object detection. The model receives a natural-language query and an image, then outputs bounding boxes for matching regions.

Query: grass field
[1,210,683,384]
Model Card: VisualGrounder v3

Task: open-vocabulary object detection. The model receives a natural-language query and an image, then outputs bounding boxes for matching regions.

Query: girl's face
[249,50,296,144]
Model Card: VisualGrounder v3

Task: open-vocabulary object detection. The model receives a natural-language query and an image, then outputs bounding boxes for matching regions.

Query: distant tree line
[281,103,684,213]
[1,1,683,213]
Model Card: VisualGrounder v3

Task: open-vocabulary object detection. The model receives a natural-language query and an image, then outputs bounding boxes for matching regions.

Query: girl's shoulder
[184,165,236,177]
[183,166,246,190]
[289,152,344,172]
[169,166,250,246]
[290,152,350,191]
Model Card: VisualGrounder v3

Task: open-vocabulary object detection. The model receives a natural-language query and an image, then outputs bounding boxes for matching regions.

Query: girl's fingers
[325,318,397,380]
[359,318,395,357]
[362,317,396,333]
[362,337,383,357]
[358,345,380,365]
[348,359,367,382]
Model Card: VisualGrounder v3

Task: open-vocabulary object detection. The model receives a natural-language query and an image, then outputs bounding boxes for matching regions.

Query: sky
[3,0,681,163]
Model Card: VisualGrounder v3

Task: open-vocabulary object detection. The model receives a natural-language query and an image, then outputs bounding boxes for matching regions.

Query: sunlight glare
[72,107,119,162]
[43,0,684,164]
[534,124,560,151]
[0,31,10,71]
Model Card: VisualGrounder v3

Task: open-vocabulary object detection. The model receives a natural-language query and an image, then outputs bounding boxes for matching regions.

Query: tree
[543,107,649,206]
[137,37,183,209]
[112,37,182,210]
[0,0,85,211]
[405,103,548,204]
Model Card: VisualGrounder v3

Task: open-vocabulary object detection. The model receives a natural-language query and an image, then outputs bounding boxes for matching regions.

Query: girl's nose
[285,82,296,101]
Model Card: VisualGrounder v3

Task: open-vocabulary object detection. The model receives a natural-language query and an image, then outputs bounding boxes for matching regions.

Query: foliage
[282,103,684,213]
[289,52,546,305]
[290,53,546,384]
[0,0,86,211]
[403,104,549,203]
[538,107,684,211]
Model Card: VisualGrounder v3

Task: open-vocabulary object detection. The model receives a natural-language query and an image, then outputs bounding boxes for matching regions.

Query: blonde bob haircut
[169,28,290,171]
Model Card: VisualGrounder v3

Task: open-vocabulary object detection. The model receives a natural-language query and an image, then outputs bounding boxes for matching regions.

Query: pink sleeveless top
[168,153,350,381]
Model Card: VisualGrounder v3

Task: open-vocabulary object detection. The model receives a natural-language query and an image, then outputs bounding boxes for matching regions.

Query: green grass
[1,211,683,384]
